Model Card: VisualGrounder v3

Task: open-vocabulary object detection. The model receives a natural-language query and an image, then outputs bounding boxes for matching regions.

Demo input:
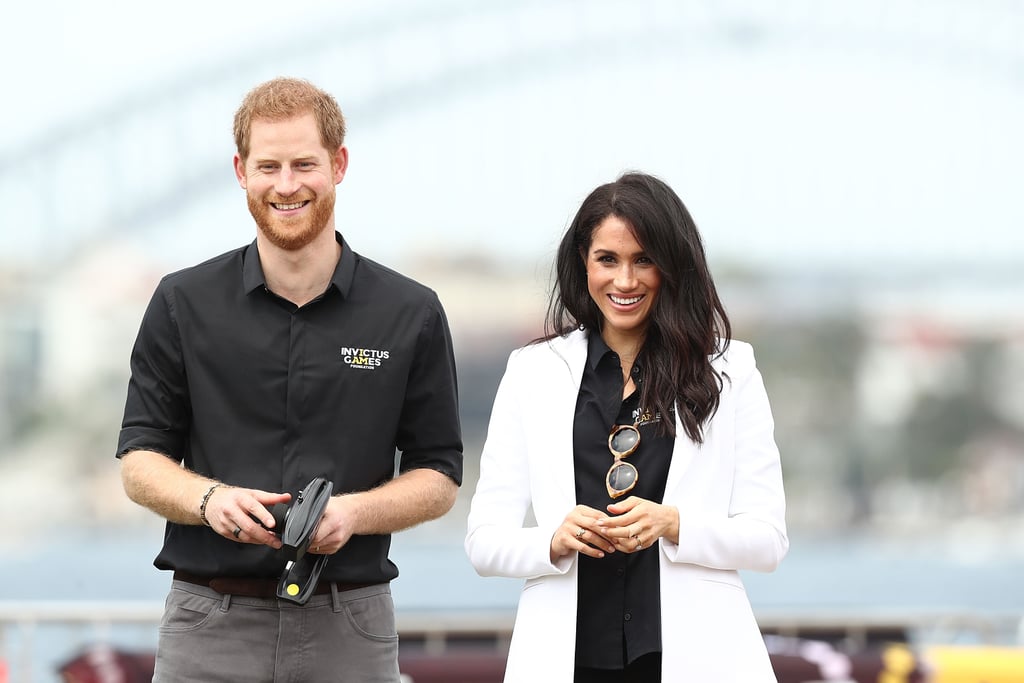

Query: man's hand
[203,486,291,549]
[305,468,458,555]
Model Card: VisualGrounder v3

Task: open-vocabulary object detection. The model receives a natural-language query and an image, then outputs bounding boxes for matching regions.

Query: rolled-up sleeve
[116,280,190,461]
[395,296,464,486]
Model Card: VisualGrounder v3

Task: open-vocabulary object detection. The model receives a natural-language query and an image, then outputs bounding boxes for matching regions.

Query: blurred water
[2,525,1023,681]
[3,525,1021,609]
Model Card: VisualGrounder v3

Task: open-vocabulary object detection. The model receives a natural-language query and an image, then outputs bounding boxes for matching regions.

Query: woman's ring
[635,538,643,550]
[575,528,586,539]
[232,526,242,538]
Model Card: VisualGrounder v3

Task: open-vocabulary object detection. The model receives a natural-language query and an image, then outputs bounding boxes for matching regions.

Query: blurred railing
[2,601,1022,682]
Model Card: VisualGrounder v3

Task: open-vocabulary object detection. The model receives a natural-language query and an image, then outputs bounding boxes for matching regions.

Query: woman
[465,172,789,682]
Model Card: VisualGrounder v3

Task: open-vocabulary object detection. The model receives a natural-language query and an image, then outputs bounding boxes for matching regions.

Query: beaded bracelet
[198,483,223,526]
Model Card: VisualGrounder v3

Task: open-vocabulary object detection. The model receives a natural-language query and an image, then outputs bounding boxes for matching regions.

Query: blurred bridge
[0,0,1021,267]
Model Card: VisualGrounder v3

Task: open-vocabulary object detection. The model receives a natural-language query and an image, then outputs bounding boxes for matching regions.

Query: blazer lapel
[664,406,699,499]
[665,348,730,501]
[541,330,589,510]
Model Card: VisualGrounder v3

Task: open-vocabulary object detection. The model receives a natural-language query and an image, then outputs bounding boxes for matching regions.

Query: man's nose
[275,168,301,196]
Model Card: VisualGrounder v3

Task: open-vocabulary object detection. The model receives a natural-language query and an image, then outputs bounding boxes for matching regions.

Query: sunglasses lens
[609,426,640,457]
[607,461,638,493]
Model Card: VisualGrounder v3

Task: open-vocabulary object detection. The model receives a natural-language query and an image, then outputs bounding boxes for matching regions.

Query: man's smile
[271,200,311,211]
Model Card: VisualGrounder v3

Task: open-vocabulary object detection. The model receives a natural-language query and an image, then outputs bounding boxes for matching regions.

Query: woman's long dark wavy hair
[538,172,731,443]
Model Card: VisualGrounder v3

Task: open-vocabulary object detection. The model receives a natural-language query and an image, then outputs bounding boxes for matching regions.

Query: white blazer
[465,329,789,682]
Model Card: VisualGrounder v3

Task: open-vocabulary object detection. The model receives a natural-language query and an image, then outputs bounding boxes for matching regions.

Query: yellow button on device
[287,583,300,596]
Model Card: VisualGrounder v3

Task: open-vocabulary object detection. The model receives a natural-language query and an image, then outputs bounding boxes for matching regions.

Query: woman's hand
[550,505,617,562]
[597,497,679,553]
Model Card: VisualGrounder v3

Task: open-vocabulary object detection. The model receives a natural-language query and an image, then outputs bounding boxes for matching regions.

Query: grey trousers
[153,579,401,682]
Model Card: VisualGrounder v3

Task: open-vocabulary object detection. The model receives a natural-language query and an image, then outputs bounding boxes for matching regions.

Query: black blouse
[573,333,673,669]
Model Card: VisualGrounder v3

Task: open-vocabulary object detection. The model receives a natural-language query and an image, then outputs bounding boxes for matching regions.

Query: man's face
[234,112,347,251]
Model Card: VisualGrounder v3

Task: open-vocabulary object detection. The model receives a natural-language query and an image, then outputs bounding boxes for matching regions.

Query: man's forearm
[123,453,457,534]
[120,449,216,525]
[342,468,458,536]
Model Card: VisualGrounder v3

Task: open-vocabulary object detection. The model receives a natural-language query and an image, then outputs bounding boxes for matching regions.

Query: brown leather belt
[172,570,377,599]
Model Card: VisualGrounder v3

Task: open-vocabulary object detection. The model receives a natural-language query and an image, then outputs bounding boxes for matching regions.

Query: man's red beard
[247,187,336,251]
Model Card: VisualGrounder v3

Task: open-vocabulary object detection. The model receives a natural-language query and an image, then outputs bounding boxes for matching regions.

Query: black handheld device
[268,476,333,604]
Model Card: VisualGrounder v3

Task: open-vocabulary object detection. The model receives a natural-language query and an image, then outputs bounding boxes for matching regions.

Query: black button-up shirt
[117,233,463,584]
[574,333,672,669]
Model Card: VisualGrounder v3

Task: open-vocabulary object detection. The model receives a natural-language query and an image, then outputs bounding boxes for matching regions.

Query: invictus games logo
[340,346,390,370]
[632,407,661,428]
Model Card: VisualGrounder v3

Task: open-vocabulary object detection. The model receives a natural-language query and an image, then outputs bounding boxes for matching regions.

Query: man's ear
[233,154,247,189]
[333,146,349,184]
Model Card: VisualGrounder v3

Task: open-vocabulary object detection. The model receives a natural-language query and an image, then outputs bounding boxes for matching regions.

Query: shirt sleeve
[394,295,464,485]
[115,279,191,461]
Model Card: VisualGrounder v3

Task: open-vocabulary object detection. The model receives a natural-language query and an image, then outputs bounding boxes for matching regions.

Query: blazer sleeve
[465,349,573,579]
[664,342,790,572]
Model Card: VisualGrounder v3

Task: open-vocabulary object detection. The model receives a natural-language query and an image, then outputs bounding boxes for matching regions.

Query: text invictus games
[340,346,390,369]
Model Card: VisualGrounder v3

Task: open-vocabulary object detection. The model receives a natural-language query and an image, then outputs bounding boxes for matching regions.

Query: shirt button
[624,613,632,622]
[616,568,625,577]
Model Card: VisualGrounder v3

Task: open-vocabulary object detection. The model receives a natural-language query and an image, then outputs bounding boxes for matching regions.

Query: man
[117,77,463,682]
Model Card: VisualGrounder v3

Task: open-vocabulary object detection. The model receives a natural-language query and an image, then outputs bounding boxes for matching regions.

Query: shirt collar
[586,330,614,371]
[585,329,646,377]
[242,231,356,298]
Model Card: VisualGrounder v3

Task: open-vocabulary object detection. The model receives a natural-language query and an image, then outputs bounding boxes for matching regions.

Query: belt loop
[220,593,232,612]
[330,582,341,609]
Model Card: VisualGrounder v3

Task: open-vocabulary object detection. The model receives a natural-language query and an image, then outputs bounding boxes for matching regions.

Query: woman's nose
[614,264,637,289]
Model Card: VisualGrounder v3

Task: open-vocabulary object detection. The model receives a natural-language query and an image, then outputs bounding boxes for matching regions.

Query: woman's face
[585,215,662,348]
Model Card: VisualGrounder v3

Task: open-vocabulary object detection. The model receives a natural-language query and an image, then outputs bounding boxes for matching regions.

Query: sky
[1,0,1022,275]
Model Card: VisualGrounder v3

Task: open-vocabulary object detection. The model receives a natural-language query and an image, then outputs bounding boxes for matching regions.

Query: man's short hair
[233,77,346,161]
